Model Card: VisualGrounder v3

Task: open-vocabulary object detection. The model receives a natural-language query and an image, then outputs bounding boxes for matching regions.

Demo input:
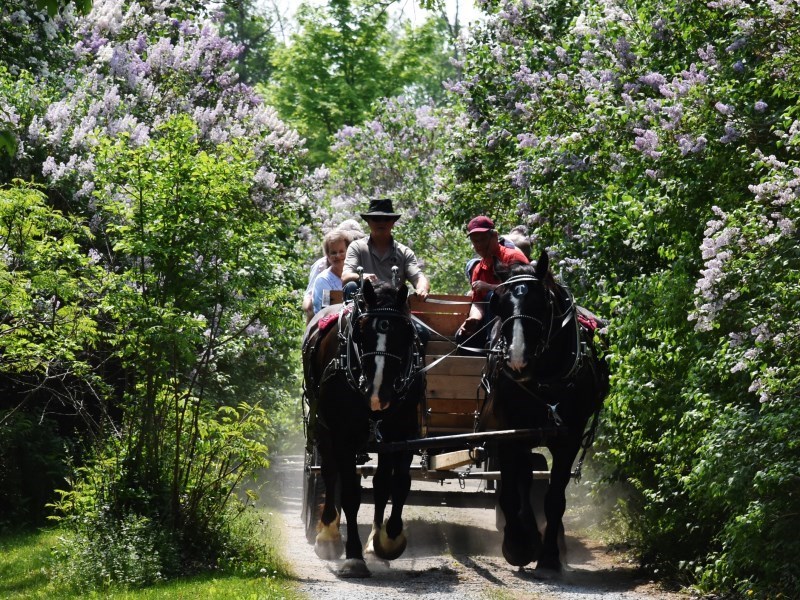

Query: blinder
[494,275,555,363]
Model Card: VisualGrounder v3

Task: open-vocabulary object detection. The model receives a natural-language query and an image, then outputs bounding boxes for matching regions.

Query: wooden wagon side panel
[410,294,471,339]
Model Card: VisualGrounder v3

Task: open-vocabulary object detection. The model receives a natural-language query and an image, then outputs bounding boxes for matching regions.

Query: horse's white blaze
[369,330,388,411]
[507,294,528,372]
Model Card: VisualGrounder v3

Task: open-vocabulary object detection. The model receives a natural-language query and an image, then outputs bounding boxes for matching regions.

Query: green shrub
[51,509,177,591]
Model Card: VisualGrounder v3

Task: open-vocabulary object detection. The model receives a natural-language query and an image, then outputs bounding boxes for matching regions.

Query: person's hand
[363,273,378,283]
[415,287,429,301]
[456,316,481,339]
[471,280,495,294]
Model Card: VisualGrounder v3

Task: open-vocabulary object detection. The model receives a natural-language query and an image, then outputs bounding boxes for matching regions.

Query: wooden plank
[409,294,472,315]
[327,291,472,312]
[426,414,476,431]
[426,374,483,399]
[424,355,485,376]
[428,450,475,471]
[424,426,477,434]
[425,340,457,355]
[426,398,482,415]
[414,312,464,337]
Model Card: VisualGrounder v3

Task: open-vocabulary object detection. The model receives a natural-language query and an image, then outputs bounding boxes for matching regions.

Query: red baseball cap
[467,215,495,235]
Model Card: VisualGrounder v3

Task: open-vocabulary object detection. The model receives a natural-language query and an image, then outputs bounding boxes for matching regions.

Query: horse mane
[363,280,410,313]
[495,260,558,292]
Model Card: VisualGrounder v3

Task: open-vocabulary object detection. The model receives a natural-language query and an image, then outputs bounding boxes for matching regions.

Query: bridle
[495,275,556,362]
[493,274,578,374]
[340,301,422,403]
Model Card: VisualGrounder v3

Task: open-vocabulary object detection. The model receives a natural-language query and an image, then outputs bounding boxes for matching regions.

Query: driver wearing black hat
[342,198,430,301]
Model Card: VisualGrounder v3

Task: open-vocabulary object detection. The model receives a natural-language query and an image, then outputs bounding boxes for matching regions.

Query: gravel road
[265,454,687,600]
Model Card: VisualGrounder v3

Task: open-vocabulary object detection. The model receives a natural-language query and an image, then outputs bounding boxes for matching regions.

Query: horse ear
[535,250,549,279]
[363,280,377,305]
[397,284,409,306]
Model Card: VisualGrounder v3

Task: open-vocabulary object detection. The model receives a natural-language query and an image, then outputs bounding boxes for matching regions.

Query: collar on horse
[481,275,586,428]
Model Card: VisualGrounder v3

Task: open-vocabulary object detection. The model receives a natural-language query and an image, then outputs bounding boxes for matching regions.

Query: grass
[0,514,301,600]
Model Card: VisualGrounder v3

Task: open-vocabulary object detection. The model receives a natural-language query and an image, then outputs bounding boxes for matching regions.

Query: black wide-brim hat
[360,198,401,220]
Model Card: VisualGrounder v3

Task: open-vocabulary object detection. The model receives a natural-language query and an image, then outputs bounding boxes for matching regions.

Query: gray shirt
[343,237,423,288]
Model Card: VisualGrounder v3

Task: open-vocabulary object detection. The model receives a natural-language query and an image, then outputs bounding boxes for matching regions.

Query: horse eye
[376,319,390,333]
[513,284,528,297]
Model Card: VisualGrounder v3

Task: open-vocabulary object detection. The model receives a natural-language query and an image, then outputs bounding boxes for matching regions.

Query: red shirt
[471,245,529,302]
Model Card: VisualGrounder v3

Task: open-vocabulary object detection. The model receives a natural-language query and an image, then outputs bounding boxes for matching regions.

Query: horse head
[350,280,420,413]
[490,251,558,380]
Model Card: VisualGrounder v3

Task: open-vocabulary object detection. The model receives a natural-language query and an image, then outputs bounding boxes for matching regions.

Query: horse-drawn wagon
[301,256,608,577]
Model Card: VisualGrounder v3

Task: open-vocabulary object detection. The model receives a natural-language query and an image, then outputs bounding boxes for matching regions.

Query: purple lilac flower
[640,72,666,88]
[726,38,747,52]
[415,106,439,130]
[681,64,708,85]
[754,100,768,112]
[633,129,662,159]
[517,133,538,148]
[719,122,741,144]
[697,44,718,66]
[707,0,748,8]
[715,102,734,116]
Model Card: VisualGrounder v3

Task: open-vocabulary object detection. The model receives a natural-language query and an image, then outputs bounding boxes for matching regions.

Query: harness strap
[409,314,491,361]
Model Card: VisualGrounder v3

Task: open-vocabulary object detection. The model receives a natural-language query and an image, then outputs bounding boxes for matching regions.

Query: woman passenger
[311,229,353,315]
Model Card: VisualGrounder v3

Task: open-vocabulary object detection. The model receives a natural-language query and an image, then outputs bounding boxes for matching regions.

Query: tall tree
[217,0,278,84]
[267,0,454,165]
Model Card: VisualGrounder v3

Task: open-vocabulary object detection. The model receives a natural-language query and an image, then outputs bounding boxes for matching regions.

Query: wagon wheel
[302,446,324,544]
[302,445,343,544]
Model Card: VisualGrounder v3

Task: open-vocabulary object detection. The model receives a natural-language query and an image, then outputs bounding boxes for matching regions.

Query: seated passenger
[456,215,529,351]
[311,229,356,315]
[302,219,364,322]
[502,224,532,260]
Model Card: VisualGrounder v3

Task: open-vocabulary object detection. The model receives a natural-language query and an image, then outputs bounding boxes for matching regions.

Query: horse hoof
[314,537,344,560]
[372,523,407,560]
[535,555,563,573]
[339,558,371,578]
[502,536,535,567]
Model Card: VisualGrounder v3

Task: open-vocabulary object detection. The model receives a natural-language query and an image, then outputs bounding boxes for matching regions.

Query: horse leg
[518,452,542,555]
[365,452,391,555]
[538,440,579,571]
[370,450,412,560]
[314,433,344,560]
[499,443,537,567]
[337,446,370,578]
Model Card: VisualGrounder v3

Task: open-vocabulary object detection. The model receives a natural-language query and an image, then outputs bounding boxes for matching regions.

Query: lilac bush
[21,0,302,207]
[2,0,309,580]
[447,0,800,595]
[324,95,471,292]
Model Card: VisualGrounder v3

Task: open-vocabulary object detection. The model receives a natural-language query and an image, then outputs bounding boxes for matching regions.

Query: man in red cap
[456,215,529,350]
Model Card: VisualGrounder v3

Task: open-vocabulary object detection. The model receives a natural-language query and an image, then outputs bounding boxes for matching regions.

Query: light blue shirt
[312,267,343,314]
[304,256,328,298]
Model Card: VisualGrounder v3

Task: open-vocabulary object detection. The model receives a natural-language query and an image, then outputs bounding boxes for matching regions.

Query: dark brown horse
[302,280,424,578]
[480,252,608,570]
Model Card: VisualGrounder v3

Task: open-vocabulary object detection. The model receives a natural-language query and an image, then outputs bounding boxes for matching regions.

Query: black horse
[301,280,424,578]
[480,252,609,571]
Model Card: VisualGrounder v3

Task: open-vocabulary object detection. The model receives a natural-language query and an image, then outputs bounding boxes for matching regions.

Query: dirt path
[265,454,687,600]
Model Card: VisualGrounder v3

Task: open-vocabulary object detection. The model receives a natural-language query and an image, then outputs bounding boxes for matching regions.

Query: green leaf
[0,129,16,157]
